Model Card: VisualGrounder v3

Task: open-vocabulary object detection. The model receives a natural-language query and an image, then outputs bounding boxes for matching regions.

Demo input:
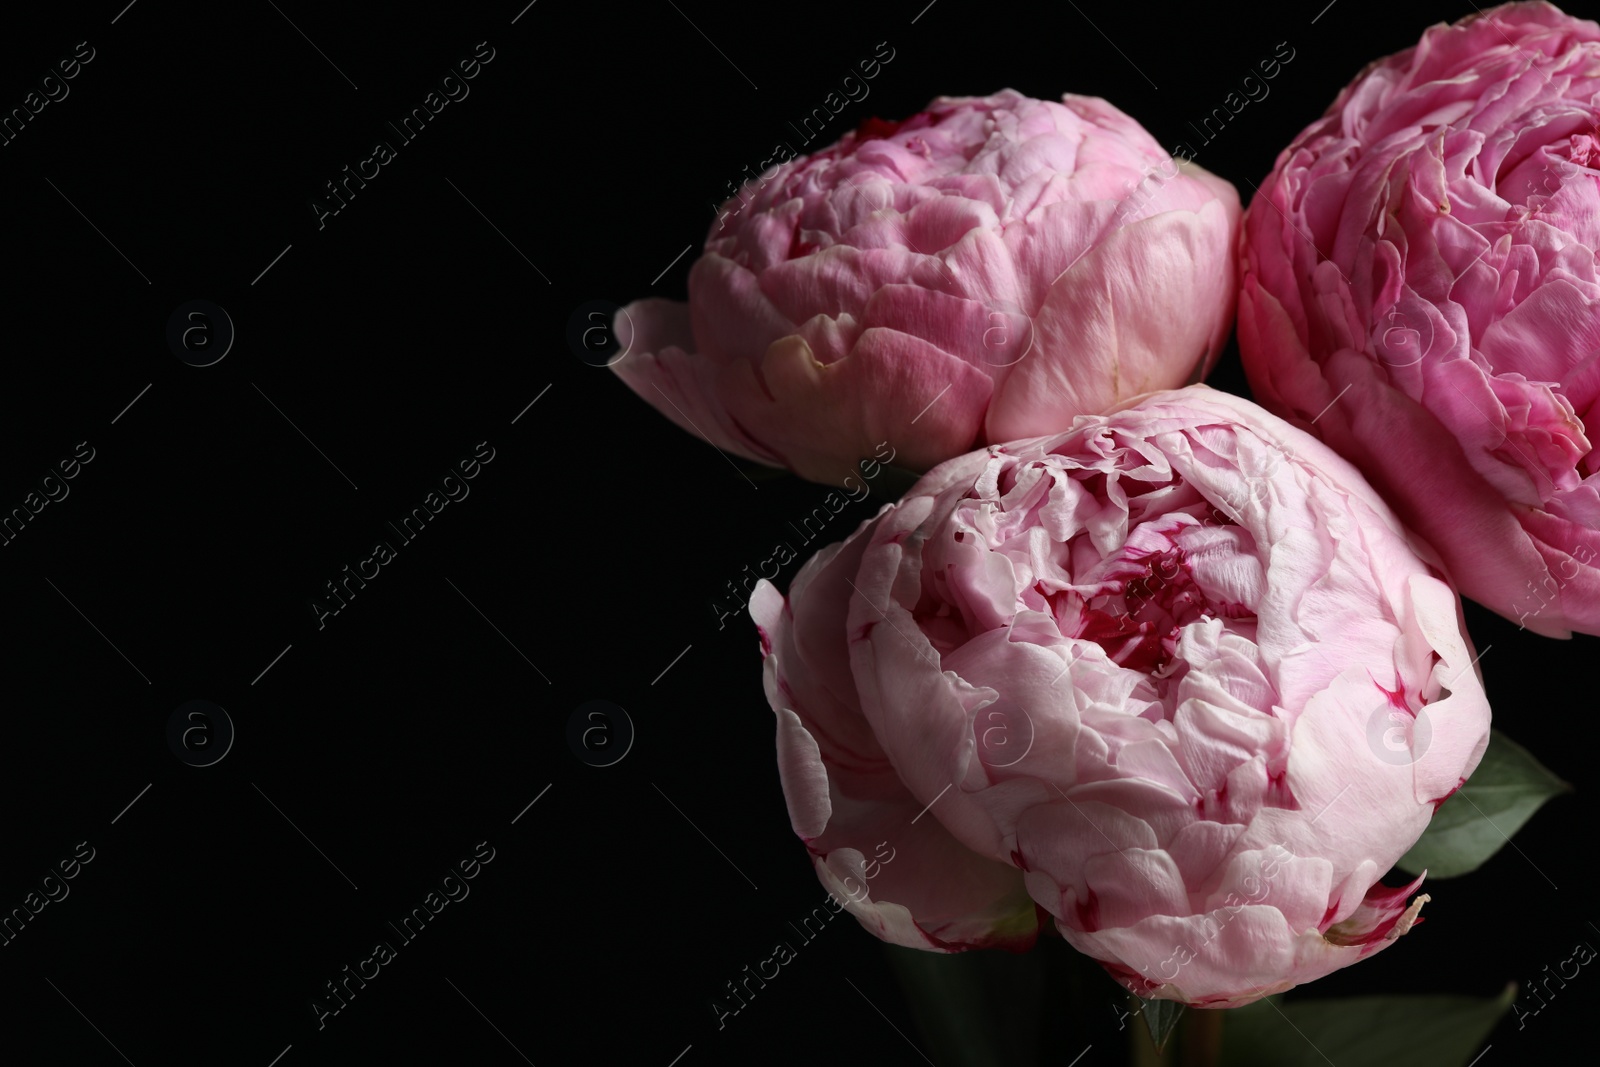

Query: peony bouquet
[598,4,1588,1060]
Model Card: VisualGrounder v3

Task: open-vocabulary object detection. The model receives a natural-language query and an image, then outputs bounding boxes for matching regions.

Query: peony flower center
[913,456,1263,700]
[1076,544,1218,674]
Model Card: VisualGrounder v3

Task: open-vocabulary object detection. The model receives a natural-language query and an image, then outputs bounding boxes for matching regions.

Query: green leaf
[1397,729,1570,878]
[1141,998,1185,1053]
[1220,985,1515,1067]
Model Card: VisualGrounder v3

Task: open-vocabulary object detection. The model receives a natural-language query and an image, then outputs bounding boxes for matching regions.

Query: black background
[0,1,1592,1064]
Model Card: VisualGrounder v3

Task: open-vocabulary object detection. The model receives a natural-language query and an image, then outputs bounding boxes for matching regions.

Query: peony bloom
[750,386,1491,1007]
[1238,1,1600,637]
[614,89,1241,487]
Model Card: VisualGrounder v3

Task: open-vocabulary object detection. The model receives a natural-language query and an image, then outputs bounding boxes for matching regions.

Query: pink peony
[750,386,1491,1007]
[1238,1,1600,636]
[614,89,1241,487]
